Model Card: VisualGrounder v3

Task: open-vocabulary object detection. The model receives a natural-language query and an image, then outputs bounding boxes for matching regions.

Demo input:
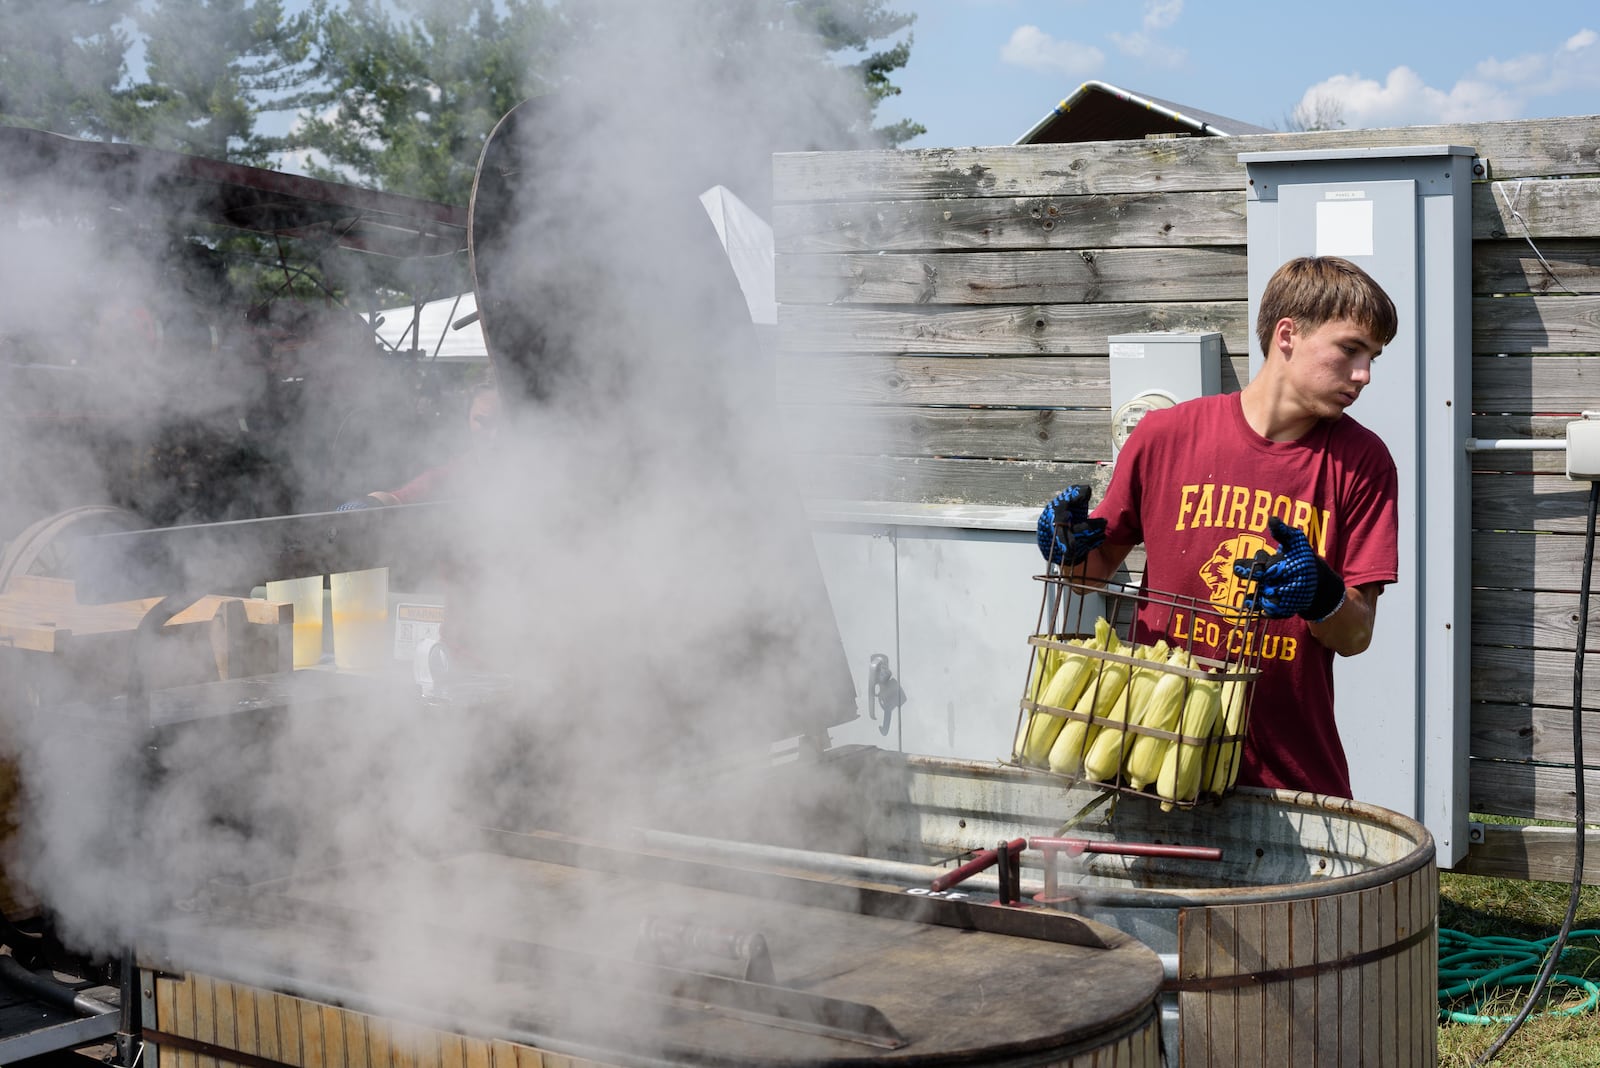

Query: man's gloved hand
[335,496,377,512]
[1233,515,1346,621]
[1036,485,1107,566]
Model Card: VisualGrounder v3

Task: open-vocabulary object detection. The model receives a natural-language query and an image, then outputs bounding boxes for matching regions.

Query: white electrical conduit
[1463,438,1567,451]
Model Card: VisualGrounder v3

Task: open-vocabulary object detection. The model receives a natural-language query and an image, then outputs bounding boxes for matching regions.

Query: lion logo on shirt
[1199,533,1272,610]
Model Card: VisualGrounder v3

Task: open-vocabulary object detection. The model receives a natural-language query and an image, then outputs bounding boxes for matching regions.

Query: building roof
[1015,80,1273,145]
[0,124,466,258]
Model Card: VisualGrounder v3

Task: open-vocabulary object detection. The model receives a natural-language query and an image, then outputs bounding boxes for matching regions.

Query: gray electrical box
[1242,145,1475,864]
[1107,331,1222,454]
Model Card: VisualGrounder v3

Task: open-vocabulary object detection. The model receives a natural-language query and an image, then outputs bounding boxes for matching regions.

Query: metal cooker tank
[135,820,1166,1068]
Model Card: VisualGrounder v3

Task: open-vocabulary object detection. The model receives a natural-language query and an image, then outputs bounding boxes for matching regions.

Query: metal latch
[865,654,905,736]
[635,915,775,984]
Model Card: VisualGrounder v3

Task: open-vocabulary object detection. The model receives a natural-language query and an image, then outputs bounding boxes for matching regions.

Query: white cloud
[1563,28,1597,51]
[1142,0,1183,32]
[1297,29,1600,128]
[1295,67,1509,127]
[1108,2,1185,67]
[1000,24,1105,76]
[1109,30,1186,67]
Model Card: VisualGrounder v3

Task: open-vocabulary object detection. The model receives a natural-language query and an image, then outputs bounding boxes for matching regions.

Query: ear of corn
[1080,640,1166,781]
[1157,674,1222,810]
[1015,638,1081,764]
[1048,626,1128,774]
[1202,678,1249,795]
[1025,643,1065,704]
[1123,647,1193,789]
[1013,642,1065,760]
[1019,618,1116,764]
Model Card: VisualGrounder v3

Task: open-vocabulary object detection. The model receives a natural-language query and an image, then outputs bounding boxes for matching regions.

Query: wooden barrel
[1170,843,1436,1066]
[145,971,1165,1068]
[661,753,1439,1068]
[894,761,1440,1068]
[138,836,1168,1068]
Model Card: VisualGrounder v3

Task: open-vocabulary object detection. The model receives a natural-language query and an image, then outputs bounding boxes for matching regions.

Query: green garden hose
[1439,927,1600,1024]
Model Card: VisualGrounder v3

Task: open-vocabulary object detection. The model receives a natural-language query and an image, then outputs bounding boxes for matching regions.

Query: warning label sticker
[393,602,445,661]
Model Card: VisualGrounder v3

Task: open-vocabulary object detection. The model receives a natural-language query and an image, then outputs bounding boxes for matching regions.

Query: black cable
[1474,477,1598,1063]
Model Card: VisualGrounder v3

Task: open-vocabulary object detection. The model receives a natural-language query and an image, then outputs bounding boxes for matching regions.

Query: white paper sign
[1315,198,1375,258]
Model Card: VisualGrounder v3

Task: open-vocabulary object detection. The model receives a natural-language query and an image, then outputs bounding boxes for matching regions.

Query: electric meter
[1111,389,1177,451]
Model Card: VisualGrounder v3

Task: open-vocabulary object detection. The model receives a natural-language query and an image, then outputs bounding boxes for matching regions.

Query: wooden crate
[0,576,291,916]
[0,575,290,704]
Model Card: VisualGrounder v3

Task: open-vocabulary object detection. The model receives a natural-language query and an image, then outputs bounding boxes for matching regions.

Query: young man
[1039,256,1400,797]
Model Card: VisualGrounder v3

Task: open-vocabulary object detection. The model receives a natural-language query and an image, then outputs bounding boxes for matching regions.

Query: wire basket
[1009,565,1268,809]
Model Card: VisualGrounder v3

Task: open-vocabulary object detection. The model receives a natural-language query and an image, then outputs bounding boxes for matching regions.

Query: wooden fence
[771,115,1600,882]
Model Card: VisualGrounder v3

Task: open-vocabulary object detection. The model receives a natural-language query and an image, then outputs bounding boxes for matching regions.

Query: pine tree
[122,0,318,165]
[0,0,134,138]
[290,0,921,205]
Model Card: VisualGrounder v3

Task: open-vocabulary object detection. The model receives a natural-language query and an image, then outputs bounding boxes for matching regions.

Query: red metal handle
[931,838,1027,892]
[1028,836,1222,862]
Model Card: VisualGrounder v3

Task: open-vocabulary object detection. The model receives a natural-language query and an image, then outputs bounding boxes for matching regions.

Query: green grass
[1436,862,1600,1066]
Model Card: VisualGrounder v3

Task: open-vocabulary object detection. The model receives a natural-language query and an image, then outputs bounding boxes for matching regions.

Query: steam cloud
[0,0,887,1049]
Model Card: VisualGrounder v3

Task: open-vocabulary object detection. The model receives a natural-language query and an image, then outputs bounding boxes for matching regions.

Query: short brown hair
[1255,256,1399,357]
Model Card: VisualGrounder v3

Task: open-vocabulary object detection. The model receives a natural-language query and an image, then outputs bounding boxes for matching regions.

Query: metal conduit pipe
[633,828,1048,898]
[1463,438,1568,451]
[0,954,117,1017]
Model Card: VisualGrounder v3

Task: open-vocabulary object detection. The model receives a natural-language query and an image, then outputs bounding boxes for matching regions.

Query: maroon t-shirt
[1093,392,1398,796]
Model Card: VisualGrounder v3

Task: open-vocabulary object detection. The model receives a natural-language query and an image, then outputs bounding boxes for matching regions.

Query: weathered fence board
[1452,825,1600,883]
[1468,758,1600,823]
[778,352,1599,413]
[1474,176,1600,240]
[1471,355,1600,412]
[773,192,1249,254]
[777,302,1248,356]
[1474,239,1600,295]
[1471,531,1593,590]
[782,404,1109,461]
[776,247,1248,305]
[1471,588,1596,651]
[793,455,1107,507]
[1473,294,1600,354]
[775,180,1600,260]
[1471,472,1600,533]
[776,353,1248,406]
[773,116,1600,201]
[1471,702,1600,763]
[778,353,1100,405]
[776,293,1600,359]
[1470,645,1600,708]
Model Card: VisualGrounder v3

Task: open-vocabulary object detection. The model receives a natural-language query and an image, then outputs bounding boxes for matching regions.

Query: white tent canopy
[367,184,775,359]
[369,292,484,360]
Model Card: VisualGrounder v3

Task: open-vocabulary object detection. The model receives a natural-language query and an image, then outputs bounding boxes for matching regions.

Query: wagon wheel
[0,505,145,595]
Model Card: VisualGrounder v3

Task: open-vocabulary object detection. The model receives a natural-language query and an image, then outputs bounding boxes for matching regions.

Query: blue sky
[879,0,1600,147]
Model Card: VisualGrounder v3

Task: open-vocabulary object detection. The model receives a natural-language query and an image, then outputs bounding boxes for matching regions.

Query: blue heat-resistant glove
[335,496,377,512]
[1036,485,1107,566]
[1233,515,1346,621]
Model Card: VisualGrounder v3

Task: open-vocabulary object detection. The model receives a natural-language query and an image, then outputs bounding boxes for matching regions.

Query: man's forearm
[1075,542,1134,583]
[1307,582,1383,656]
